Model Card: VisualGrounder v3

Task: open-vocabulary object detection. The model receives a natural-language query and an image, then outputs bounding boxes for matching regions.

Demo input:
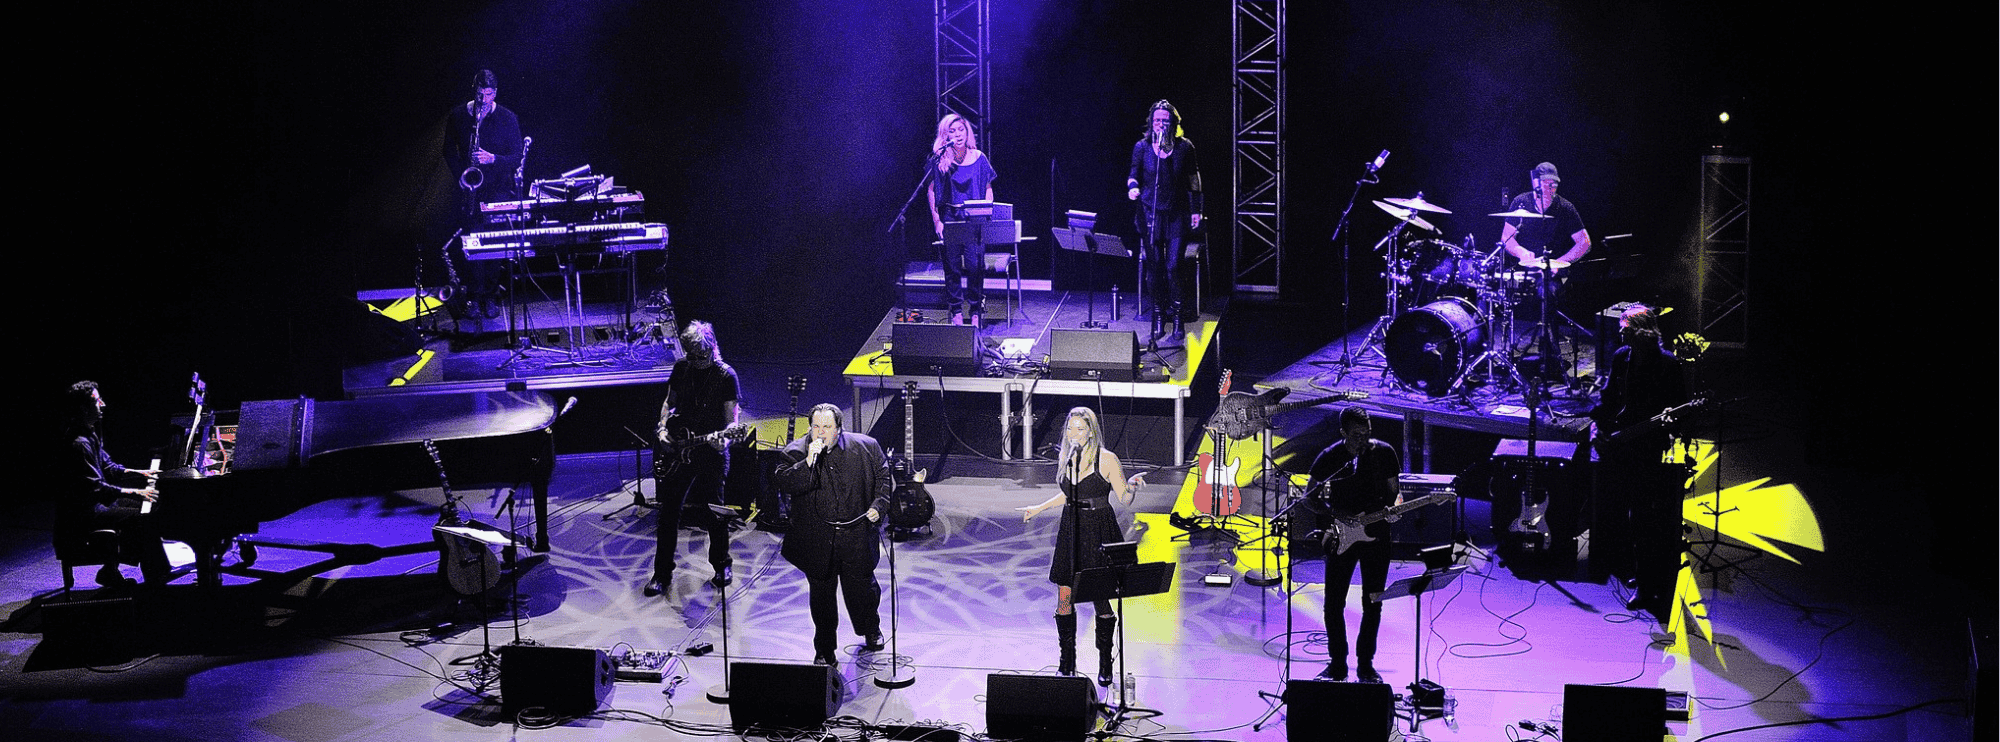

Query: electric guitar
[656,422,753,477]
[1208,386,1370,441]
[886,381,935,534]
[1315,492,1458,556]
[1193,371,1243,516]
[1604,395,1712,445]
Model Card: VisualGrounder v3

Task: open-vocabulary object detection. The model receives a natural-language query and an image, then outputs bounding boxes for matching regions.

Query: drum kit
[1360,195,1569,398]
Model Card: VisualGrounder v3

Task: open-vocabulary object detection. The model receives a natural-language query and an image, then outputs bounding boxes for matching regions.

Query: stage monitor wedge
[1562,683,1667,741]
[730,661,838,732]
[1285,679,1392,741]
[500,645,614,717]
[1048,328,1137,382]
[987,673,1095,741]
[892,322,981,377]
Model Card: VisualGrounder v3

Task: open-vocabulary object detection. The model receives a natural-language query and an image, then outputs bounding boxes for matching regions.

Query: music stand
[940,219,1016,324]
[1053,227,1130,329]
[1074,551,1175,733]
[1368,561,1469,735]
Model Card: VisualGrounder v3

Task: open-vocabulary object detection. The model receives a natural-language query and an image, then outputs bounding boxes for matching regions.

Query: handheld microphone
[1367,150,1389,173]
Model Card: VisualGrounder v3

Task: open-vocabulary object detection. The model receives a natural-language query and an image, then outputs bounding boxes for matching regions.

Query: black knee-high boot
[1095,614,1118,686]
[1055,613,1077,676]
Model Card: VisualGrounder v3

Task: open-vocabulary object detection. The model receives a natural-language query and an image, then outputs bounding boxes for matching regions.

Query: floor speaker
[1562,683,1666,741]
[986,673,1096,741]
[1048,328,1137,381]
[1285,679,1392,741]
[892,322,981,377]
[500,645,613,717]
[729,661,838,731]
[40,595,137,663]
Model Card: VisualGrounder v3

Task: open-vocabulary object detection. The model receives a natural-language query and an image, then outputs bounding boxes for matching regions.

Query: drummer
[1500,162,1591,270]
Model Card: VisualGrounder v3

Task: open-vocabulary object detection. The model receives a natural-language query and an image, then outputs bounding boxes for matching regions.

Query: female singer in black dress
[1018,407,1144,685]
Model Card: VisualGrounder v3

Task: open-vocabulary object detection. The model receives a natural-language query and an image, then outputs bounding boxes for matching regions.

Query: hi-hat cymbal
[1383,195,1452,214]
[1373,200,1437,232]
[1489,209,1552,219]
[1517,256,1571,271]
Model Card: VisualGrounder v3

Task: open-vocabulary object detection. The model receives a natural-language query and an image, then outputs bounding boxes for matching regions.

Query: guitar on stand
[886,380,935,541]
[1174,371,1242,545]
[426,440,502,597]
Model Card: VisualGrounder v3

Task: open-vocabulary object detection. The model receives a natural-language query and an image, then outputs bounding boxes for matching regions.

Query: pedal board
[608,648,674,682]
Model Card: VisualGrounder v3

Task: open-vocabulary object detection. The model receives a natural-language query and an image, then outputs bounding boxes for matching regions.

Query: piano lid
[304,391,558,461]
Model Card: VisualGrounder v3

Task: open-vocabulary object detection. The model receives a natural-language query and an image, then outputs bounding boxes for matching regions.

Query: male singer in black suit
[772,404,889,665]
[1306,406,1401,683]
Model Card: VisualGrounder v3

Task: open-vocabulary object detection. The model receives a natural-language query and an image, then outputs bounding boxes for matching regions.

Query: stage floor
[0,431,1975,741]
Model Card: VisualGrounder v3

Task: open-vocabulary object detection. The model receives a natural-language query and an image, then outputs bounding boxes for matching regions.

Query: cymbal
[1489,209,1552,219]
[1372,200,1437,232]
[1383,195,1452,214]
[1517,256,1571,270]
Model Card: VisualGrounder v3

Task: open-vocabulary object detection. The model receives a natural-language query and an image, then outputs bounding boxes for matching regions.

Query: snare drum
[1386,297,1485,396]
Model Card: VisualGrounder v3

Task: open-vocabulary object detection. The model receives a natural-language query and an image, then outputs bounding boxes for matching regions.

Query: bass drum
[1386,297,1484,396]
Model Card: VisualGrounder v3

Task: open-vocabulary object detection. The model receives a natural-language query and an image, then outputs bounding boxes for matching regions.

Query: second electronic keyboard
[462,221,668,260]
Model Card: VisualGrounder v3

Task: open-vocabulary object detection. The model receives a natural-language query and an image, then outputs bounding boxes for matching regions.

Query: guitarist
[1305,407,1401,683]
[1587,304,1687,615]
[648,321,738,597]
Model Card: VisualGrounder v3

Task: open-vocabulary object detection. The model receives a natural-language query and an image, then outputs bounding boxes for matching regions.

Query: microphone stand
[888,148,949,323]
[604,426,661,520]
[704,503,745,704]
[872,509,915,689]
[1331,159,1383,373]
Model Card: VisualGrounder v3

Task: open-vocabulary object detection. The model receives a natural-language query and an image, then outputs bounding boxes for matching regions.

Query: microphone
[558,396,580,418]
[1366,150,1389,173]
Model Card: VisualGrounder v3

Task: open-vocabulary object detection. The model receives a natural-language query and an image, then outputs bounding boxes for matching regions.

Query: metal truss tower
[1232,0,1284,294]
[1697,154,1750,347]
[936,0,991,150]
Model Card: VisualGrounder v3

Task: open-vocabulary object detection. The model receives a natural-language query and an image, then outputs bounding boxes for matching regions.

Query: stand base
[705,683,731,704]
[1241,570,1281,587]
[873,670,916,689]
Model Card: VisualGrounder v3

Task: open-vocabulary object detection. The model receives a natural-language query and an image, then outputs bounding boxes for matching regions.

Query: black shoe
[709,570,731,588]
[94,565,135,590]
[643,576,666,597]
[1317,662,1348,681]
[862,634,886,652]
[812,652,834,666]
[1356,663,1382,683]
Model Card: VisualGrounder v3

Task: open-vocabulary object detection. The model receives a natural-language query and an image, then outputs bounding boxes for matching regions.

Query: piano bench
[55,529,123,597]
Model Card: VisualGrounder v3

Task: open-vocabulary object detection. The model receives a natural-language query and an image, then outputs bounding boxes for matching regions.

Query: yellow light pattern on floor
[1668,438,1821,669]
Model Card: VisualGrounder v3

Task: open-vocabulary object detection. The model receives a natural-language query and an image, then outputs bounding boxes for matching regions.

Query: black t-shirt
[663,359,738,435]
[1307,438,1401,538]
[1506,191,1585,256]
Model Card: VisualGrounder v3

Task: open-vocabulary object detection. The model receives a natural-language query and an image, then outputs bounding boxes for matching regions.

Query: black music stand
[1074,550,1175,733]
[1368,560,1469,735]
[940,219,1016,324]
[1053,227,1130,329]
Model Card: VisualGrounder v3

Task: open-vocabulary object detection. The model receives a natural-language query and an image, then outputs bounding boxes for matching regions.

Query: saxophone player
[442,69,523,317]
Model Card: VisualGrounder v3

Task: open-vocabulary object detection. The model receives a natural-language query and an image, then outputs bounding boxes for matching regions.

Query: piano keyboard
[462,221,668,260]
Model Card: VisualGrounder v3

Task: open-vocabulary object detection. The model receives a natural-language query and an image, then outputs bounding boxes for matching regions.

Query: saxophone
[458,105,486,192]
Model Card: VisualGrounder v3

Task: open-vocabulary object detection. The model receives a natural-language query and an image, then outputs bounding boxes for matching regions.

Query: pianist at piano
[61,381,173,588]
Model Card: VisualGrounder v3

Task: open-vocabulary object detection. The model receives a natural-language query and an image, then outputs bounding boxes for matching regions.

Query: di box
[1563,683,1667,741]
[730,661,838,732]
[986,673,1096,741]
[1048,329,1137,381]
[500,644,613,717]
[892,322,982,377]
[1284,679,1392,742]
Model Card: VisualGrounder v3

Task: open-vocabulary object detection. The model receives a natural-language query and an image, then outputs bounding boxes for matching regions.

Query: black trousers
[1324,537,1391,665]
[655,445,732,580]
[96,499,172,584]
[806,532,881,655]
[1139,213,1187,318]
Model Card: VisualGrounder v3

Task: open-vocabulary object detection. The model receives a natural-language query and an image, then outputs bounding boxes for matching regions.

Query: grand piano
[155,391,559,587]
